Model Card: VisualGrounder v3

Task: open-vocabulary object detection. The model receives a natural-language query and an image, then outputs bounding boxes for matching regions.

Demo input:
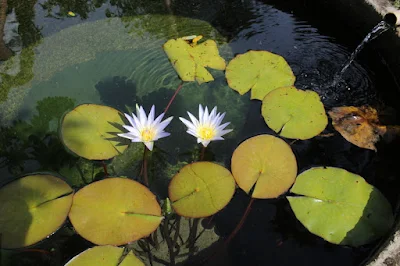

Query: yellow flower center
[198,126,215,140]
[141,129,155,142]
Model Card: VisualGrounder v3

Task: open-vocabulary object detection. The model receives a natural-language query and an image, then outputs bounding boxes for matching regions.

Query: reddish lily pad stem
[164,81,184,114]
[225,198,255,245]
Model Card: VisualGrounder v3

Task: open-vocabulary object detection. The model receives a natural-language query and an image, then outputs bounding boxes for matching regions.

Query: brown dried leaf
[328,106,387,151]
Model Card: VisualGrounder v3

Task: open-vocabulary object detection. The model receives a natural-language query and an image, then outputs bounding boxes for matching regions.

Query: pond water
[1,0,400,265]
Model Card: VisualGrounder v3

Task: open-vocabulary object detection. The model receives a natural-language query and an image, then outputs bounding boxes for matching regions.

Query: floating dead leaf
[328,106,387,151]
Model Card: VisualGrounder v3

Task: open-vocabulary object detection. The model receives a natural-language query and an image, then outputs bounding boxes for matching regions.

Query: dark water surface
[1,0,400,265]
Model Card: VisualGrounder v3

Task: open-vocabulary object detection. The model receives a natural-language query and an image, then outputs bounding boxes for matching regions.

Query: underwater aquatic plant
[179,104,232,147]
[118,105,173,151]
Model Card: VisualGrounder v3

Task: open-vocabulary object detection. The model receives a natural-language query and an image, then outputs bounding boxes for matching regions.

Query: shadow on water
[0,96,78,182]
[95,76,137,111]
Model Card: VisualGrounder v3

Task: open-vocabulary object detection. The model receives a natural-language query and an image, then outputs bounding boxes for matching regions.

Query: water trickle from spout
[330,20,390,86]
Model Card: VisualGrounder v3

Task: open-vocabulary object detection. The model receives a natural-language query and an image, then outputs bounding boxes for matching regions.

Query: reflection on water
[0,0,400,265]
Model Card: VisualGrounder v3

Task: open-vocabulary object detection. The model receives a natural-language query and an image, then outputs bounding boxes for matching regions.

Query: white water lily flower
[179,104,233,147]
[118,105,173,151]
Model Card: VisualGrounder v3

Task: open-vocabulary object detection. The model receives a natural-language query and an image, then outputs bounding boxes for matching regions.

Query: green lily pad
[287,167,394,246]
[65,246,144,266]
[168,162,235,218]
[0,174,74,248]
[69,177,163,246]
[60,104,128,160]
[225,50,295,100]
[261,86,328,140]
[231,134,297,199]
[163,38,226,84]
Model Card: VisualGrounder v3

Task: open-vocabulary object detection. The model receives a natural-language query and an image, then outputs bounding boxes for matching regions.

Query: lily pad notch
[287,167,394,246]
[261,86,328,140]
[168,162,236,218]
[0,174,74,248]
[69,177,163,246]
[60,103,128,160]
[225,50,295,100]
[223,134,298,245]
[231,134,298,199]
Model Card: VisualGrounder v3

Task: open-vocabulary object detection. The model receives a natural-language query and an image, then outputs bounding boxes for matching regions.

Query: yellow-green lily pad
[225,50,295,100]
[69,177,163,246]
[60,104,128,160]
[65,246,144,266]
[163,37,226,84]
[261,86,328,140]
[231,134,297,199]
[168,162,235,218]
[0,174,74,248]
[287,167,394,246]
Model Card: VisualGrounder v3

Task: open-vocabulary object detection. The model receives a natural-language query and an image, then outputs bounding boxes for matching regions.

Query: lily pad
[65,246,144,266]
[168,162,235,218]
[231,134,297,199]
[69,177,163,245]
[261,86,328,140]
[225,50,295,100]
[163,38,226,84]
[287,167,394,246]
[60,104,128,160]
[0,174,73,248]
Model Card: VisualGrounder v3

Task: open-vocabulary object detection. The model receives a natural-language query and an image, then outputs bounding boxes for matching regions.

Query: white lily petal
[189,131,200,138]
[217,122,231,131]
[118,133,141,142]
[119,105,171,149]
[219,129,233,136]
[132,113,144,131]
[187,112,199,127]
[144,141,154,151]
[214,112,226,127]
[124,113,136,128]
[153,112,165,125]
[203,106,209,124]
[156,116,173,132]
[210,106,217,119]
[201,140,211,147]
[117,133,134,139]
[179,117,197,131]
[198,104,204,124]
[138,106,147,124]
[180,104,232,147]
[122,125,140,136]
[147,105,155,126]
[155,132,170,140]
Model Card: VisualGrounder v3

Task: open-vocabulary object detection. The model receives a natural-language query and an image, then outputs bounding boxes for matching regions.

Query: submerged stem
[142,147,149,186]
[199,146,206,161]
[225,198,255,245]
[162,216,176,266]
[164,81,184,114]
[187,218,200,253]
[101,161,109,177]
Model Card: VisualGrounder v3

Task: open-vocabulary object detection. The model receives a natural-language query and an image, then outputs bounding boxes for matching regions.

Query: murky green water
[1,0,400,265]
